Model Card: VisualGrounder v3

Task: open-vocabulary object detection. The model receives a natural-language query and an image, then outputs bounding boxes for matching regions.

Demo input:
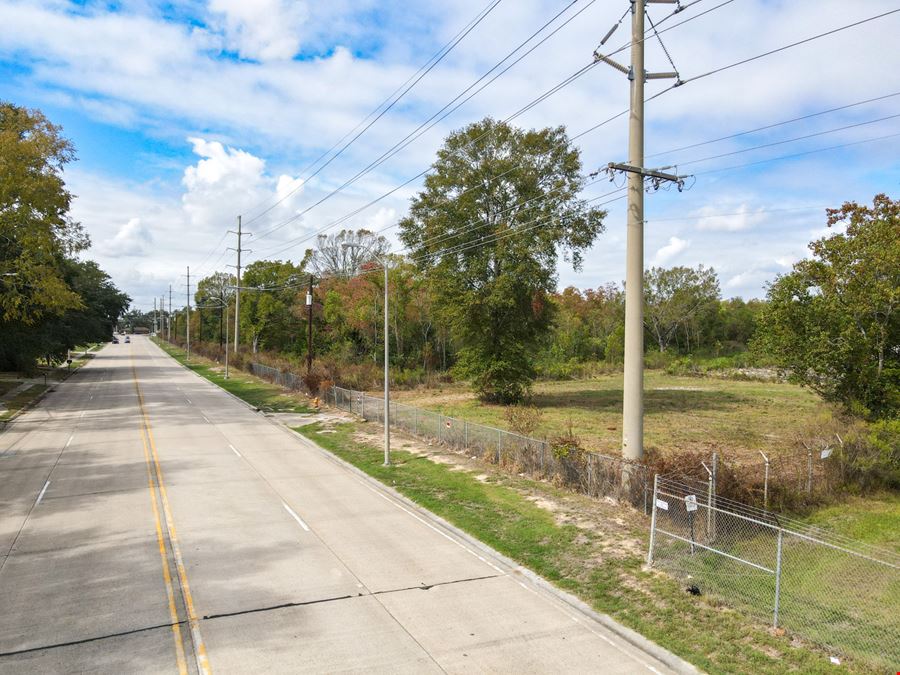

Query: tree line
[0,103,130,372]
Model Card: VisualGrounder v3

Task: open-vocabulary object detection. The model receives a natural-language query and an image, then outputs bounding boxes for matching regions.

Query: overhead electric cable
[241,0,505,226]
[250,0,599,244]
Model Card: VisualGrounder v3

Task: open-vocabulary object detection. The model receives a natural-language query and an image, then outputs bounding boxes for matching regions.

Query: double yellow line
[133,361,211,674]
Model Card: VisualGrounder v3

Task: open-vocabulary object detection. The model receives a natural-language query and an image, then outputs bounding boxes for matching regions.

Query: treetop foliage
[754,194,899,419]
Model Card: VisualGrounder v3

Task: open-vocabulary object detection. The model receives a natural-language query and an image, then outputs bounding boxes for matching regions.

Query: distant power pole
[594,0,687,463]
[153,297,158,334]
[185,266,192,361]
[168,284,172,341]
[306,275,314,374]
[228,216,252,353]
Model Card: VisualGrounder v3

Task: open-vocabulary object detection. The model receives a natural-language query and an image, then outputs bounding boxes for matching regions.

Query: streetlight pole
[343,243,391,467]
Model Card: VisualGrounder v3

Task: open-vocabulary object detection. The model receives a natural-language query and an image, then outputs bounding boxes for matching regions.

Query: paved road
[0,337,688,674]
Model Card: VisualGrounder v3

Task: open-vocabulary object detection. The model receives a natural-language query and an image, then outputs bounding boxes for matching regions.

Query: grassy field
[153,339,315,414]
[297,421,857,675]
[390,372,827,462]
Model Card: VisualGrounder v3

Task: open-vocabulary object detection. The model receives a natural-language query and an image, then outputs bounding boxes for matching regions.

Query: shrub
[503,404,544,437]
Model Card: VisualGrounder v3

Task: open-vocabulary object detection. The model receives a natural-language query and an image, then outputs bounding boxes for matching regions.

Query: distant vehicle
[124,336,130,343]
[112,336,119,344]
[133,326,150,335]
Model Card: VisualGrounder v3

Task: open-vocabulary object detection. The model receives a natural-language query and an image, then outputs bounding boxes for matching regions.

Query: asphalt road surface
[0,337,690,674]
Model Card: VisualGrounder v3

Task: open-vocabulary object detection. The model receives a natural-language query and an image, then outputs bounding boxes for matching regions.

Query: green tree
[0,102,87,324]
[754,195,899,418]
[399,118,605,402]
[643,265,720,353]
[196,271,235,345]
[239,260,304,353]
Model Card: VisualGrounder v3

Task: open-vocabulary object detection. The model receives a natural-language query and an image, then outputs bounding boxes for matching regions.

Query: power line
[674,112,900,168]
[250,0,600,244]
[249,0,738,260]
[241,0,505,226]
[680,8,900,87]
[647,91,900,159]
[692,130,900,176]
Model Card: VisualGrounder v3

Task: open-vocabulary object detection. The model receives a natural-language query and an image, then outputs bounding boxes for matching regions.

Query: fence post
[438,414,442,443]
[361,394,365,420]
[414,407,418,436]
[497,429,502,464]
[773,528,784,628]
[464,421,469,449]
[711,452,718,541]
[647,474,660,566]
[806,447,813,495]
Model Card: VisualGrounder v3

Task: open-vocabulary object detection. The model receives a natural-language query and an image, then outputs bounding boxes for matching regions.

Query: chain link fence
[648,475,900,671]
[325,384,651,512]
[249,362,310,393]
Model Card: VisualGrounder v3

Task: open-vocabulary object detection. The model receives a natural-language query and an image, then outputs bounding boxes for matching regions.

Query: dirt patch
[350,419,647,561]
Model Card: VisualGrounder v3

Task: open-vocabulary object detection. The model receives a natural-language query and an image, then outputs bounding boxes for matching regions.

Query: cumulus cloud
[652,236,689,266]
[99,218,153,257]
[207,0,308,61]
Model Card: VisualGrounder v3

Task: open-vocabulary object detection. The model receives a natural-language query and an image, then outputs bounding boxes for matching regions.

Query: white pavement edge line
[282,502,310,531]
[35,480,50,506]
[229,444,242,457]
[65,434,74,448]
[150,338,698,674]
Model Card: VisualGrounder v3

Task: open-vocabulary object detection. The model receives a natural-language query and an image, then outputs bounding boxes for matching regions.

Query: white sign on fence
[684,494,698,512]
[655,499,669,511]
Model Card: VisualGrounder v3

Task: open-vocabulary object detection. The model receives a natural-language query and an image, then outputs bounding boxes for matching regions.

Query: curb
[151,338,699,675]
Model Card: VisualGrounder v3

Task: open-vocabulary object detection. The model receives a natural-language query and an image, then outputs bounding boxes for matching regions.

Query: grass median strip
[153,339,314,414]
[297,421,850,675]
[0,385,49,423]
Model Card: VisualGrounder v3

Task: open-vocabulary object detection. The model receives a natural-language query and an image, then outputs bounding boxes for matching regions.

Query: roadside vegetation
[153,339,314,414]
[1,103,130,375]
[298,420,862,675]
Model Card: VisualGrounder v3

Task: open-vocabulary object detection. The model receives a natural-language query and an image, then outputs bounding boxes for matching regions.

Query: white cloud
[99,218,153,257]
[652,236,689,266]
[207,0,308,61]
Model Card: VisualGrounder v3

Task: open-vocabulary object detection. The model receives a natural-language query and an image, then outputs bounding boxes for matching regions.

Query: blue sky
[1,0,899,310]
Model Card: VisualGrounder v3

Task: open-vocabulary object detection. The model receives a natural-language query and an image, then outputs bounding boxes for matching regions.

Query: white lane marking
[282,503,310,532]
[80,411,85,418]
[201,414,210,424]
[65,434,75,448]
[35,480,50,506]
[185,398,192,405]
[89,395,93,401]
[229,444,242,457]
[357,479,503,573]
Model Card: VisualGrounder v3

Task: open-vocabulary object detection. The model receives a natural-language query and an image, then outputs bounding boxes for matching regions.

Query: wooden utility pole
[306,275,314,374]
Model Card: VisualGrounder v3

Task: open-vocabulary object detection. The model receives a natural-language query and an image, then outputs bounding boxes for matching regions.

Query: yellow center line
[132,353,212,674]
[132,364,189,674]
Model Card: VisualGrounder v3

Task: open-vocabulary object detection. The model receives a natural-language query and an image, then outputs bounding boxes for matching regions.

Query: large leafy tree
[754,195,899,418]
[643,265,721,353]
[399,118,605,402]
[0,102,87,324]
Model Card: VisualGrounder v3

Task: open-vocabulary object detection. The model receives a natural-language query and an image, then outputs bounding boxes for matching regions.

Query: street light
[198,299,232,379]
[342,242,391,467]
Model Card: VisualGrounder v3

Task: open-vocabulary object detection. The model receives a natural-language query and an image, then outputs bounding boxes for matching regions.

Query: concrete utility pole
[186,266,191,361]
[168,285,172,341]
[153,297,158,335]
[306,275,314,375]
[228,216,251,354]
[594,0,684,463]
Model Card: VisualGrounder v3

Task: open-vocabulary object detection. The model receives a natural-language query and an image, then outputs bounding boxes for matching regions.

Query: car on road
[124,336,130,343]
[111,336,119,344]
